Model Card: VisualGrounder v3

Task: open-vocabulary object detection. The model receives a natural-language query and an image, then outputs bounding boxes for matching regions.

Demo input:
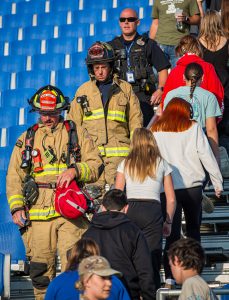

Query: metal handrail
[156,288,229,300]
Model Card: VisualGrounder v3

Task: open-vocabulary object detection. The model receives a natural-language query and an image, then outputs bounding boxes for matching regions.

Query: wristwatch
[158,87,164,92]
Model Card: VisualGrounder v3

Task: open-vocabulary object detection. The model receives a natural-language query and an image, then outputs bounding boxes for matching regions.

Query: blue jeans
[157,43,178,69]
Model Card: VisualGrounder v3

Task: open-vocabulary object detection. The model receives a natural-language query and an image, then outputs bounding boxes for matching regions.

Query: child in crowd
[168,238,217,300]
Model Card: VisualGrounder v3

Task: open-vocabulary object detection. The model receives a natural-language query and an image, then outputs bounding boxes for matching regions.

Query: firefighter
[6,85,102,300]
[68,42,143,190]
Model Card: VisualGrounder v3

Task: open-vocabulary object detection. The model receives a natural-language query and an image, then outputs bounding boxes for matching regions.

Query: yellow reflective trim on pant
[130,130,134,139]
[107,110,127,122]
[98,146,105,156]
[8,195,24,210]
[29,207,60,220]
[33,163,67,177]
[77,162,90,182]
[83,109,104,121]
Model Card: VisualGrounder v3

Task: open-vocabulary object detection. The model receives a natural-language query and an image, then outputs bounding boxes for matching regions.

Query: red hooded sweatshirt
[162,53,224,115]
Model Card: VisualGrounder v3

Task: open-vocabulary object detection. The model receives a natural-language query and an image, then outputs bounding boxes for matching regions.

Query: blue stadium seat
[0,147,12,171]
[56,68,89,99]
[16,0,46,15]
[83,35,115,50]
[7,125,28,147]
[71,9,103,24]
[0,41,6,56]
[0,27,18,42]
[32,53,66,71]
[1,88,36,108]
[0,222,26,262]
[46,37,78,54]
[24,109,40,127]
[2,13,33,28]
[55,68,89,99]
[0,108,20,128]
[50,0,79,12]
[23,25,55,40]
[138,18,152,34]
[1,55,27,72]
[94,21,121,37]
[16,70,50,89]
[117,0,151,7]
[0,72,11,92]
[0,2,12,16]
[0,171,6,194]
[82,0,114,10]
[69,52,86,69]
[58,23,90,38]
[37,11,68,26]
[10,39,42,56]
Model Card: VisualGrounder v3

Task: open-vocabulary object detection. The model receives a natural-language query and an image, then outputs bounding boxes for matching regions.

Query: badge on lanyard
[126,70,135,83]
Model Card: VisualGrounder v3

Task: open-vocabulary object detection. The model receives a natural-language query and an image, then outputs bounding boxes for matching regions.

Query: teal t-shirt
[152,0,200,46]
[163,86,222,129]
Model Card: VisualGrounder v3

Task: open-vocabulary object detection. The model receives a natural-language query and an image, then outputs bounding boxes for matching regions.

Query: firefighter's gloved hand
[23,175,39,206]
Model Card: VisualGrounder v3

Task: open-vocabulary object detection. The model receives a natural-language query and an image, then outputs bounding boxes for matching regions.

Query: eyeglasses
[119,17,138,23]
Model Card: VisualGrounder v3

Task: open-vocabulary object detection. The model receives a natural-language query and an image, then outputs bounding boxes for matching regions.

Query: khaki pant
[23,216,88,300]
[97,156,123,188]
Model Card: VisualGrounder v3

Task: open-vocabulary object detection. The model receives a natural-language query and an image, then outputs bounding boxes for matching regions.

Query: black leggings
[161,186,202,280]
[127,200,163,290]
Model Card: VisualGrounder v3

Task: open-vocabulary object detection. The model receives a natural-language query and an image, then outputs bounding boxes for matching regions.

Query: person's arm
[115,172,126,190]
[205,117,220,166]
[149,19,159,40]
[196,124,223,197]
[163,174,176,237]
[150,69,168,105]
[197,0,205,18]
[67,88,84,126]
[185,14,201,25]
[127,85,143,136]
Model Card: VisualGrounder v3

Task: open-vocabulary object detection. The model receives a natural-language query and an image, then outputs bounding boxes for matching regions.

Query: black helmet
[86,42,115,73]
[29,85,70,114]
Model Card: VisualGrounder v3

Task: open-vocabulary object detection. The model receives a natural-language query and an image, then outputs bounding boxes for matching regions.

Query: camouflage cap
[78,256,121,277]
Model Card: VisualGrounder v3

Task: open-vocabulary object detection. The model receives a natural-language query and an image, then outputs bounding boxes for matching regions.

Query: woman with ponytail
[163,62,222,164]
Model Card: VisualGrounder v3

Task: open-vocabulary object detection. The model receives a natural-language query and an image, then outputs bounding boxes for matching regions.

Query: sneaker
[202,193,214,214]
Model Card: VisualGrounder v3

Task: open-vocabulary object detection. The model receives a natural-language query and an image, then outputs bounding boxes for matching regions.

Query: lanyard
[125,41,135,69]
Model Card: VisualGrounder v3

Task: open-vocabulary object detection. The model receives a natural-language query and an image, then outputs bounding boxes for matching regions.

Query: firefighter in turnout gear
[68,42,143,190]
[6,85,102,300]
[109,8,171,127]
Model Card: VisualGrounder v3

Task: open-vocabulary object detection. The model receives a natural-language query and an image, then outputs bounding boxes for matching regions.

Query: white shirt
[153,123,223,191]
[117,158,172,201]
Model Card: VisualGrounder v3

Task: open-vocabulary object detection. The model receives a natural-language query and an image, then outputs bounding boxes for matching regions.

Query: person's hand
[150,89,163,105]
[163,222,172,237]
[12,210,27,227]
[57,168,77,188]
[215,189,222,198]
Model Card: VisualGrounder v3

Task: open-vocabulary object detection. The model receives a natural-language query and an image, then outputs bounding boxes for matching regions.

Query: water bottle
[175,8,185,33]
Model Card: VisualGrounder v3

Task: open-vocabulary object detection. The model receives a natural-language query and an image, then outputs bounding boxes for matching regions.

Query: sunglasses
[119,17,138,23]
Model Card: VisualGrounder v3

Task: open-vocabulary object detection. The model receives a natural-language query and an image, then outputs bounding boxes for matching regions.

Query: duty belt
[36,182,56,189]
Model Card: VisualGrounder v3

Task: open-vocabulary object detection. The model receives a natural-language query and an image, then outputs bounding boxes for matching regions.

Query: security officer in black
[109,8,171,127]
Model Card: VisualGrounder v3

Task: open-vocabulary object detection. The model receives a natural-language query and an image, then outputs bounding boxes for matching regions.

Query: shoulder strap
[25,123,39,148]
[64,120,81,165]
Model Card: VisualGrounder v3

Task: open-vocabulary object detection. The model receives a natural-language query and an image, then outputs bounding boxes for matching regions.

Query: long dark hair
[65,238,100,271]
[184,63,203,99]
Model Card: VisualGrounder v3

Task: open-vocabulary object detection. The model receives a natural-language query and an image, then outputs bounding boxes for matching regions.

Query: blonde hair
[221,0,229,39]
[175,35,203,57]
[199,10,226,50]
[124,128,161,182]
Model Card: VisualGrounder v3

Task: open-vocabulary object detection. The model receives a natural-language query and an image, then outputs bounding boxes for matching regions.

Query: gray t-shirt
[152,0,200,45]
[163,86,222,130]
[180,275,217,300]
[117,158,172,200]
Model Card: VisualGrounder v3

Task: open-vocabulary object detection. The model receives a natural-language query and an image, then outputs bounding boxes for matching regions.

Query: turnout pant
[23,216,88,300]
